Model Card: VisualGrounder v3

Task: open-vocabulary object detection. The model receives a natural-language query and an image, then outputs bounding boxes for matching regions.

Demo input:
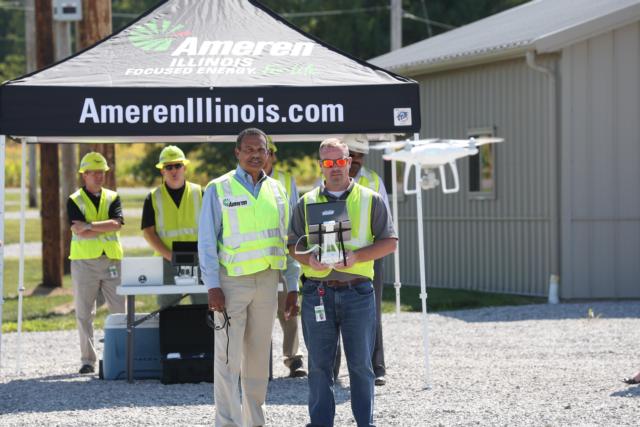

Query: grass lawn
[381,285,544,313]
[2,255,544,333]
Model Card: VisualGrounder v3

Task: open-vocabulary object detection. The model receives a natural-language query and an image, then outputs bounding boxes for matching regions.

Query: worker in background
[141,145,207,307]
[199,128,298,427]
[342,133,390,386]
[263,139,306,378]
[68,152,125,375]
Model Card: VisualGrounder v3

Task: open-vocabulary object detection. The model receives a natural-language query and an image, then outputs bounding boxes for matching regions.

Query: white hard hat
[342,134,369,154]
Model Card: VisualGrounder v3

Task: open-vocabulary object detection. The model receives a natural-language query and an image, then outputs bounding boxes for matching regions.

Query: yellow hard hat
[78,152,110,173]
[156,145,190,169]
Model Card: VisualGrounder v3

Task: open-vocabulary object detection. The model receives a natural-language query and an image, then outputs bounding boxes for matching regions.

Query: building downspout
[526,50,560,303]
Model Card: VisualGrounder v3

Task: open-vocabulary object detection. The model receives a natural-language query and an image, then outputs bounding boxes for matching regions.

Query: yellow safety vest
[69,188,123,260]
[358,167,380,193]
[210,171,289,276]
[150,181,202,256]
[272,169,294,197]
[301,183,375,280]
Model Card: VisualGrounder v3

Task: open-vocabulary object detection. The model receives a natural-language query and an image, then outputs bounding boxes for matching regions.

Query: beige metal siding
[374,57,557,296]
[561,22,640,298]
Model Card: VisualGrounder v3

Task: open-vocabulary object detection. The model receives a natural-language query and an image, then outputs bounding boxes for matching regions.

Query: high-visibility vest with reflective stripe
[272,169,294,197]
[150,181,202,256]
[358,167,380,193]
[69,188,123,260]
[301,183,375,280]
[210,171,288,277]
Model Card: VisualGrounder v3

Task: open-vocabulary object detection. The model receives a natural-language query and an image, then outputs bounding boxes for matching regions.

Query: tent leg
[391,159,402,315]
[0,135,5,374]
[413,132,431,389]
[16,138,27,374]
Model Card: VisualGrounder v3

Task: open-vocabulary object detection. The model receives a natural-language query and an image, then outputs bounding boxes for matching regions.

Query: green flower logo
[128,20,190,52]
[223,198,230,207]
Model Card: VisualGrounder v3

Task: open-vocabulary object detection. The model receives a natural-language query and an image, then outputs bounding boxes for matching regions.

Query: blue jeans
[301,279,377,427]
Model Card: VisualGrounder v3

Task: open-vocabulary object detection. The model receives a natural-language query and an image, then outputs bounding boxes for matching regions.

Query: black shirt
[141,183,204,230]
[67,187,124,225]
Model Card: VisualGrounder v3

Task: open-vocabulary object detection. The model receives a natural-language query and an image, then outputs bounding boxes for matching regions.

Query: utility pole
[390,0,402,51]
[77,0,116,190]
[25,0,38,208]
[36,0,63,288]
[54,18,76,273]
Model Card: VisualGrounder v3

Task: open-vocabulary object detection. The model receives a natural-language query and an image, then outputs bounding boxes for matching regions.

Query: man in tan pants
[198,128,299,426]
[67,152,125,374]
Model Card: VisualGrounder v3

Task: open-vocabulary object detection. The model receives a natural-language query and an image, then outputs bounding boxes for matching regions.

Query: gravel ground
[1,301,639,426]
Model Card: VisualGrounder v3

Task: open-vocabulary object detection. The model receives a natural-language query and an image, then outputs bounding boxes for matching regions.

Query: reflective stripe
[220,179,240,235]
[190,182,201,227]
[222,228,281,248]
[218,246,285,264]
[73,191,86,216]
[154,187,164,231]
[72,235,119,242]
[350,190,372,247]
[157,228,197,238]
[268,179,287,239]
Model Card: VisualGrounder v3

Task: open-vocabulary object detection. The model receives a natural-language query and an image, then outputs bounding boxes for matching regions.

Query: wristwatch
[84,222,93,231]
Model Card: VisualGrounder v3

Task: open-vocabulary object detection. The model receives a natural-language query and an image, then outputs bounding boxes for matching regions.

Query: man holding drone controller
[289,137,397,427]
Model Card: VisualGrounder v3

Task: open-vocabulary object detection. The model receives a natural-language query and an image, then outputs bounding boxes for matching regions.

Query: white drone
[370,135,504,389]
[371,137,504,194]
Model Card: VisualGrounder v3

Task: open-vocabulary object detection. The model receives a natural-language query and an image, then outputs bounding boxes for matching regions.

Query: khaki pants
[276,284,301,367]
[214,268,278,427]
[71,256,125,366]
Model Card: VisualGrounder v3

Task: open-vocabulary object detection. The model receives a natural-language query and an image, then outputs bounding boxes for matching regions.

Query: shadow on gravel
[0,373,337,414]
[610,385,640,398]
[265,376,350,406]
[437,301,640,323]
[0,375,212,414]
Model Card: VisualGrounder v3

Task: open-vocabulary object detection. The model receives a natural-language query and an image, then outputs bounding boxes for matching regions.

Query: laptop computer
[121,256,164,286]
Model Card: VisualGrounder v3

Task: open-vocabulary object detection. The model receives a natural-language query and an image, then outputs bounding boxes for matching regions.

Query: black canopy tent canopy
[0,0,420,370]
[0,0,420,139]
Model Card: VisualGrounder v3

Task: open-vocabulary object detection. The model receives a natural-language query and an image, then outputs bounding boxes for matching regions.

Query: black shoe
[288,358,307,378]
[375,376,386,386]
[79,364,95,374]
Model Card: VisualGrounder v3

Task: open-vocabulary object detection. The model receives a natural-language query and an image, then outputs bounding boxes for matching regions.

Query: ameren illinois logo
[128,20,191,52]
[223,198,248,208]
[126,19,316,77]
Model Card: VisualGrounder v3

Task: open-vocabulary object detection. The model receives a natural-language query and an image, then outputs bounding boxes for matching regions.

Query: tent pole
[0,134,5,374]
[16,138,27,374]
[391,159,401,315]
[413,132,431,389]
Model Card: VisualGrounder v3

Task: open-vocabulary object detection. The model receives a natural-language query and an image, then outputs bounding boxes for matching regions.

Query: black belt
[320,278,369,288]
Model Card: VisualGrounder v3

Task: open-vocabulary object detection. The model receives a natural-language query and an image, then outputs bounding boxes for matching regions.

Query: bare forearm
[288,245,310,265]
[143,227,172,261]
[90,219,122,232]
[354,238,397,263]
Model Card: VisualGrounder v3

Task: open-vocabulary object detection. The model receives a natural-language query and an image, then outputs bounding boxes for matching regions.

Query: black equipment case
[159,304,214,384]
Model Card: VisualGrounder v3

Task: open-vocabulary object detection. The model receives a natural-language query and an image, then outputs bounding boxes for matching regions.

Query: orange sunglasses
[320,158,349,168]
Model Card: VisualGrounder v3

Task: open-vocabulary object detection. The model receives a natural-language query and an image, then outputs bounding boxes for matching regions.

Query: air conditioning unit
[52,0,83,22]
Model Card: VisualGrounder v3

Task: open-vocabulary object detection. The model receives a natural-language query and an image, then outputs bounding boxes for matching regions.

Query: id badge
[108,265,118,279]
[314,305,326,322]
[277,282,284,292]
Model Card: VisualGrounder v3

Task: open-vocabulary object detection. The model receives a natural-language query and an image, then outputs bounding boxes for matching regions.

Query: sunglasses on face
[320,158,349,168]
[163,163,184,171]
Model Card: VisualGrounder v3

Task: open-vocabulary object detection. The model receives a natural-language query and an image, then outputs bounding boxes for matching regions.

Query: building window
[468,127,496,200]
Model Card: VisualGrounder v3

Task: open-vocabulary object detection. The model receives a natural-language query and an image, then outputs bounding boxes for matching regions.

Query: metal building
[370,0,640,299]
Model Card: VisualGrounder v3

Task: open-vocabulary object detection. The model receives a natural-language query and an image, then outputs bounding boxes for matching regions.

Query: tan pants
[276,284,301,367]
[71,256,125,366]
[214,268,278,427]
